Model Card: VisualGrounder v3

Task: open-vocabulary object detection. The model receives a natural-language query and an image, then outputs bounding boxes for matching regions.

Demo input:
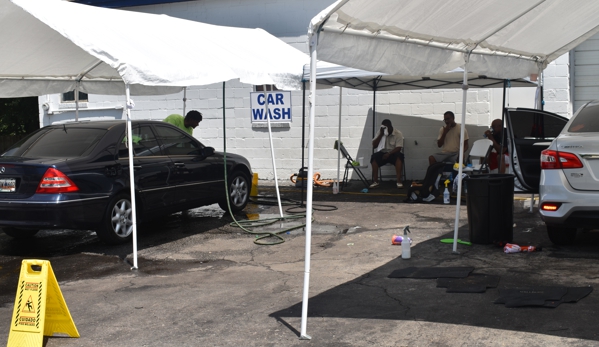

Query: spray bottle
[443,179,450,204]
[402,225,411,259]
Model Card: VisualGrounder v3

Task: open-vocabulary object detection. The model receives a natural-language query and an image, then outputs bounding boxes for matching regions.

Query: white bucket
[358,157,365,166]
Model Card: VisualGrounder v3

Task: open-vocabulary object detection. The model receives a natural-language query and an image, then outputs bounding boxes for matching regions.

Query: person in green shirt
[163,110,203,135]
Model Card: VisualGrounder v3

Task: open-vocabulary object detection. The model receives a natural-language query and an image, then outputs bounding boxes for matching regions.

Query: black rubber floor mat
[436,273,500,293]
[543,286,593,308]
[388,266,474,279]
[494,286,592,308]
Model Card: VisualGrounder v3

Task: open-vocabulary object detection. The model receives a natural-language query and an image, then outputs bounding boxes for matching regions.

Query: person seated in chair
[369,119,404,189]
[429,111,469,166]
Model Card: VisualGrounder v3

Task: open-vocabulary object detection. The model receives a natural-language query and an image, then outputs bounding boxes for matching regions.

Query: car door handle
[174,162,186,167]
[133,165,142,169]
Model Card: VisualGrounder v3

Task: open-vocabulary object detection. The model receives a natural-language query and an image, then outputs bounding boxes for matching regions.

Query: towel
[376,127,389,152]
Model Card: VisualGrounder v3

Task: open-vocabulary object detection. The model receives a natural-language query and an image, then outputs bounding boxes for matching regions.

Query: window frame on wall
[62,90,89,103]
[254,85,279,92]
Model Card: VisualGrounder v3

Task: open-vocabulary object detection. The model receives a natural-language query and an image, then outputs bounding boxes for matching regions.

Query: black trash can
[465,174,515,244]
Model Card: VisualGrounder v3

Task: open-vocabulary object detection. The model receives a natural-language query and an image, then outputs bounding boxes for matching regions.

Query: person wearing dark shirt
[484,119,508,173]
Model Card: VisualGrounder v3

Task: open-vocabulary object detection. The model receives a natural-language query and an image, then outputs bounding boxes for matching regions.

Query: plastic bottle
[443,179,450,204]
[402,226,411,259]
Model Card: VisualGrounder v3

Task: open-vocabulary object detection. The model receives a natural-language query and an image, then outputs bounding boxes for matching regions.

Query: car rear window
[568,105,599,133]
[3,128,106,158]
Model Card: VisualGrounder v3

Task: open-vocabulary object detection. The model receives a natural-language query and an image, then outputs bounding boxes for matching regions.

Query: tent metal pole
[301,81,306,206]
[452,60,469,254]
[372,82,377,139]
[182,87,187,117]
[75,81,80,121]
[125,84,139,270]
[499,80,507,170]
[300,34,317,341]
[336,87,342,192]
[263,86,284,218]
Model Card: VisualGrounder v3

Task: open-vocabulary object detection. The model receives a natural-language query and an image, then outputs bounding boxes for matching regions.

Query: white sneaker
[396,183,404,189]
[369,181,379,188]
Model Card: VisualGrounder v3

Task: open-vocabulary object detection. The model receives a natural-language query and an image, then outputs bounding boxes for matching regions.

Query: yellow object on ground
[250,173,259,197]
[7,260,79,347]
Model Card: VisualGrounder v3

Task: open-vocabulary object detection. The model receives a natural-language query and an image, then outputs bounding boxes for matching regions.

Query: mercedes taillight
[36,168,79,193]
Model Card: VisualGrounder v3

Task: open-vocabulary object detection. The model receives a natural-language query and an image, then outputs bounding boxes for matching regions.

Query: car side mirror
[203,147,215,157]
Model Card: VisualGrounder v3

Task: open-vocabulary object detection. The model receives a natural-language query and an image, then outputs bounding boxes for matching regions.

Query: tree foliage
[0,97,40,135]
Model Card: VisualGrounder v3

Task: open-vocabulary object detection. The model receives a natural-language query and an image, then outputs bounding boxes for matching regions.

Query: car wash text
[250,91,292,123]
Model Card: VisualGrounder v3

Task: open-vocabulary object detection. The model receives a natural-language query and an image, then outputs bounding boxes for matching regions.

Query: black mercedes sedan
[0,120,252,244]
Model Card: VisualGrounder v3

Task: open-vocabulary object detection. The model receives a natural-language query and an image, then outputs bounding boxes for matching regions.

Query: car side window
[153,125,201,156]
[568,105,599,133]
[509,110,566,140]
[118,125,162,158]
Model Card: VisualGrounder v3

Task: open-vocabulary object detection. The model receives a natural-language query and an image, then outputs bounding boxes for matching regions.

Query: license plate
[0,178,16,193]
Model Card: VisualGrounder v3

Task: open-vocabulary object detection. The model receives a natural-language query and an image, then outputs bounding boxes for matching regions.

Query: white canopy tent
[0,0,309,268]
[0,0,306,97]
[299,0,599,339]
[300,61,537,192]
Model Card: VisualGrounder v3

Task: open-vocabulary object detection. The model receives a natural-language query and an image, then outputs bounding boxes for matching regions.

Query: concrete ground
[1,179,599,347]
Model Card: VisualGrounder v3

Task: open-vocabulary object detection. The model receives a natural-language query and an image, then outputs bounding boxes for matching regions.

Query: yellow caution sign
[7,259,79,347]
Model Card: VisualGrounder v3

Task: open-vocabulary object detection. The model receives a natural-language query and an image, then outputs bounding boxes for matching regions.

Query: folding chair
[466,138,493,174]
[335,141,370,189]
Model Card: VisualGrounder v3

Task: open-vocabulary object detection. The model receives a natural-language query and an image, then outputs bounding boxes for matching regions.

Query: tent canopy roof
[303,62,536,91]
[0,0,308,97]
[309,0,599,79]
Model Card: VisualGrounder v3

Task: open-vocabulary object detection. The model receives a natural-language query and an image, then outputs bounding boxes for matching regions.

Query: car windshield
[568,105,599,133]
[2,127,106,158]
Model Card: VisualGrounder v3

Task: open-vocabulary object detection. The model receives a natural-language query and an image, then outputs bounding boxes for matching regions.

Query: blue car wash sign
[250,91,292,123]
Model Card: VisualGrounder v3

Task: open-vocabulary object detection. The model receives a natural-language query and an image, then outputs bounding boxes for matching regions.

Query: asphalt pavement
[1,179,599,346]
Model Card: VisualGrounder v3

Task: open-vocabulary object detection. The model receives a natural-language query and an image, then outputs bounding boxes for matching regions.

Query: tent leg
[300,82,306,207]
[299,35,317,341]
[125,84,139,270]
[335,87,342,192]
[263,86,284,218]
[530,193,534,213]
[451,60,470,255]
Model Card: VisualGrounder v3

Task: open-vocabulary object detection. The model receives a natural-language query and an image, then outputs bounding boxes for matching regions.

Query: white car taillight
[541,150,583,169]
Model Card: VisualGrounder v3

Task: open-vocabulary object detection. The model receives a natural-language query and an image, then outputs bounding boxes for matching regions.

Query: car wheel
[2,227,39,239]
[547,225,577,245]
[219,171,250,213]
[97,193,133,244]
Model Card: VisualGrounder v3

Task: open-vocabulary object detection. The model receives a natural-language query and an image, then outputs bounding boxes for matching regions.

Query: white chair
[466,138,493,174]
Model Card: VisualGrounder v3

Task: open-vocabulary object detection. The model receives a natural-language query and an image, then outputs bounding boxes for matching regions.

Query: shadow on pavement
[270,212,599,341]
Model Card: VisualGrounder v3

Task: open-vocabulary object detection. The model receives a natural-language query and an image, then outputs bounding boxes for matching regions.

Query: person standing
[485,119,509,173]
[428,111,469,166]
[369,119,404,189]
[163,110,203,135]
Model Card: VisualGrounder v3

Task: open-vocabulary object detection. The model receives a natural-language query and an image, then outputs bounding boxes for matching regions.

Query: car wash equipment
[443,179,450,204]
[295,167,308,188]
[402,225,411,259]
[392,235,413,245]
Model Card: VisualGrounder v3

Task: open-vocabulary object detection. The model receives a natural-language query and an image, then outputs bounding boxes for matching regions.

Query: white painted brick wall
[37,0,575,183]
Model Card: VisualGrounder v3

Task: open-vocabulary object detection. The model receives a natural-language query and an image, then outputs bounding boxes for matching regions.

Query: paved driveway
[1,181,598,346]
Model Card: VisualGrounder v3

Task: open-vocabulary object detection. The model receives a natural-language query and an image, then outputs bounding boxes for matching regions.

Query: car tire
[547,225,577,245]
[97,193,133,244]
[219,171,250,214]
[2,227,39,239]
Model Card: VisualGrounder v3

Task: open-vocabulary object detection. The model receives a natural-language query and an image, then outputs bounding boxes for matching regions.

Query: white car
[535,101,599,245]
